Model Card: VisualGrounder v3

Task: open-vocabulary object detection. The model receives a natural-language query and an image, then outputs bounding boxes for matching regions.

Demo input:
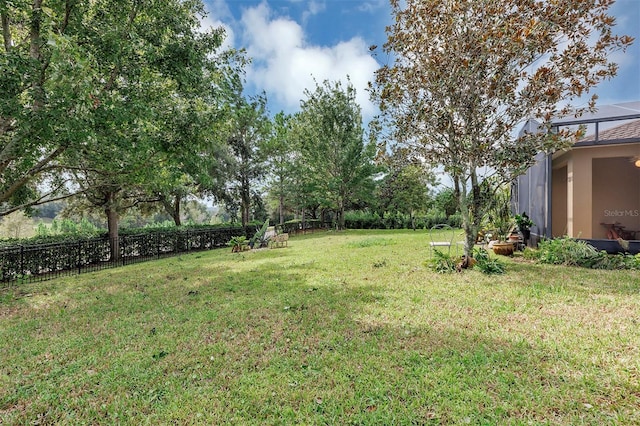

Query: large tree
[60,0,233,259]
[226,92,271,227]
[263,111,297,226]
[377,148,437,230]
[0,0,95,215]
[294,80,377,230]
[151,93,237,227]
[150,48,244,226]
[1,0,236,237]
[371,0,633,257]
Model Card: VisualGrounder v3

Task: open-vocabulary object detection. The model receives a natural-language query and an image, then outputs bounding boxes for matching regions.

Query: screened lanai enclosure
[514,101,640,254]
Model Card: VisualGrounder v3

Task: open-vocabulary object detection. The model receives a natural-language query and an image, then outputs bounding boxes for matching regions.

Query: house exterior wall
[566,148,593,238]
[592,156,640,238]
[515,152,549,243]
[551,165,567,237]
[553,143,640,239]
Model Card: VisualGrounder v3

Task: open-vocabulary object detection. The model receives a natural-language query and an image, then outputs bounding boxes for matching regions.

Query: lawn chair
[429,224,458,256]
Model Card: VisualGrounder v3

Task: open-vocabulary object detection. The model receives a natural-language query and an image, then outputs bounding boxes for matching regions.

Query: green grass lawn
[1,229,639,424]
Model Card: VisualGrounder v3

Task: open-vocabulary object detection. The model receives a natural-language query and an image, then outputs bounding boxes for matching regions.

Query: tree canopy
[293,80,377,230]
[1,0,96,214]
[226,91,271,227]
[377,148,437,229]
[371,0,634,255]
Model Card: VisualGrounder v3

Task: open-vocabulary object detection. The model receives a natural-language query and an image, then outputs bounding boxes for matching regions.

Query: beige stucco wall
[552,165,568,237]
[592,157,640,239]
[553,143,640,239]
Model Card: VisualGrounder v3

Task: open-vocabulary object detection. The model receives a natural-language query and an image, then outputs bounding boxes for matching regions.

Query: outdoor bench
[270,233,289,248]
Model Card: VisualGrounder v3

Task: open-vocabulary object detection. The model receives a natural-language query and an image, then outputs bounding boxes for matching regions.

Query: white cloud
[358,0,387,13]
[200,0,235,52]
[302,0,326,23]
[240,2,379,118]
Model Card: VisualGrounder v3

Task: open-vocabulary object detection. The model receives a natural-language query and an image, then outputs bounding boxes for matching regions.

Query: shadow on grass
[1,258,637,425]
[189,262,637,424]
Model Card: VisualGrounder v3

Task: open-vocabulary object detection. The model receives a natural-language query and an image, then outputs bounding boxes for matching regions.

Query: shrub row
[529,237,640,270]
[344,211,462,230]
[0,225,252,283]
[279,219,328,234]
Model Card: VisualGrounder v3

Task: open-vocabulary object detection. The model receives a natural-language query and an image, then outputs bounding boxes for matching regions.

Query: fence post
[156,233,160,259]
[121,235,125,266]
[77,240,82,274]
[20,245,24,277]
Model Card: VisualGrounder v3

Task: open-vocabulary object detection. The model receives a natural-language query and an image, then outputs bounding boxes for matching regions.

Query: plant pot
[492,241,515,256]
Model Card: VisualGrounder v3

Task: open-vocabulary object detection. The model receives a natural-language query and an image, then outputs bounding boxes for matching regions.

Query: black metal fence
[0,227,251,284]
[279,219,331,235]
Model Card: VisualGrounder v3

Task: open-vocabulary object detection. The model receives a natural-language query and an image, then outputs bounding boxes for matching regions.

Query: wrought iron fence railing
[0,227,251,284]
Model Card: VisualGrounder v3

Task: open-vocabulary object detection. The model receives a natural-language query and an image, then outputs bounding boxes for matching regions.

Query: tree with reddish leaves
[370,0,633,257]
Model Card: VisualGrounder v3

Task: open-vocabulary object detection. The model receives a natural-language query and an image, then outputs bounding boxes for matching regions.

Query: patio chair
[429,224,459,256]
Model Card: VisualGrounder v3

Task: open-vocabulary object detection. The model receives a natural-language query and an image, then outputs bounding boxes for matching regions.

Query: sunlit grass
[1,229,639,424]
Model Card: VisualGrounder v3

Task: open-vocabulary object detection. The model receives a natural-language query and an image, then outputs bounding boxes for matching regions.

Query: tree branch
[58,0,74,34]
[2,10,11,52]
[0,185,87,217]
[0,145,66,204]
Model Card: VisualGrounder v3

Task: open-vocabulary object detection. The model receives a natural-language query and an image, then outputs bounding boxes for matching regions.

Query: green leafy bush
[281,219,326,234]
[344,210,461,230]
[426,249,457,273]
[534,237,640,270]
[35,218,102,238]
[535,237,603,267]
[344,211,382,229]
[472,248,506,275]
[592,253,640,270]
[227,235,249,253]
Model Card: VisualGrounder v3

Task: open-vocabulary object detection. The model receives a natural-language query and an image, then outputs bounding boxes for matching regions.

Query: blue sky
[201,0,640,121]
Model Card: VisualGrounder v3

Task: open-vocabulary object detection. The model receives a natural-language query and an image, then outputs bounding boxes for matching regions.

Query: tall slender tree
[377,148,437,230]
[294,80,377,230]
[371,0,633,256]
[226,92,271,227]
[264,112,296,226]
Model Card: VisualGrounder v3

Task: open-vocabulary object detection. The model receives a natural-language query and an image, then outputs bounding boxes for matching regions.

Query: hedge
[0,225,252,284]
[344,211,462,230]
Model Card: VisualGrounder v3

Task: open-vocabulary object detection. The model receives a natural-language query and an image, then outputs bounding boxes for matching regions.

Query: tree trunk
[241,202,249,227]
[279,193,284,225]
[457,172,482,259]
[105,202,120,261]
[338,199,345,230]
[241,177,250,227]
[2,11,11,52]
[456,177,474,259]
[161,194,182,226]
[172,195,181,226]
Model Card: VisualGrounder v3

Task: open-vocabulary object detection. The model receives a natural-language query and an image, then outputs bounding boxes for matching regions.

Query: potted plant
[249,218,270,249]
[514,212,534,244]
[491,216,516,256]
[227,235,249,253]
[484,181,516,255]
